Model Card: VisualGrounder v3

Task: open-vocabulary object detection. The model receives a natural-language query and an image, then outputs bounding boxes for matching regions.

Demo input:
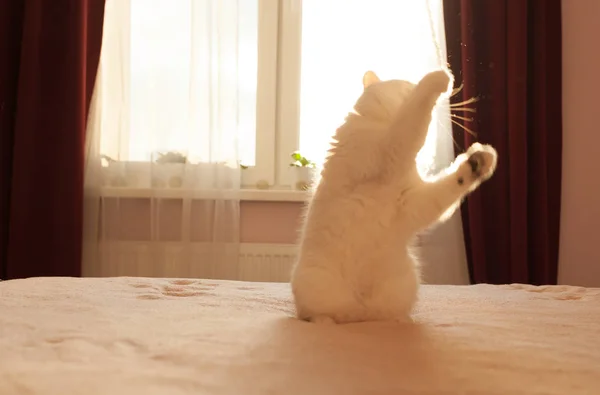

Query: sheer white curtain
[83,0,251,279]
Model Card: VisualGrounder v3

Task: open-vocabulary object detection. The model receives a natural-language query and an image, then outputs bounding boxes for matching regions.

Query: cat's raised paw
[419,69,453,95]
[466,143,497,180]
[457,143,497,183]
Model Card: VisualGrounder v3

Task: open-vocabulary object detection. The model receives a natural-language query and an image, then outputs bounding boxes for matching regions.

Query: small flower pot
[151,163,186,188]
[290,166,317,191]
[104,161,128,187]
[151,151,188,189]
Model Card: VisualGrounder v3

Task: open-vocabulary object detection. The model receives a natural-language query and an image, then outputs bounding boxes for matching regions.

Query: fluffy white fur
[290,69,497,324]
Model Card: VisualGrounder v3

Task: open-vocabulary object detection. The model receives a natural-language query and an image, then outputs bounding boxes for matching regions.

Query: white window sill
[99,187,309,202]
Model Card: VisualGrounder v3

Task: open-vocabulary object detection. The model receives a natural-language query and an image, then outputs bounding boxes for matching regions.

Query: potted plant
[101,155,154,188]
[101,155,128,187]
[151,151,188,188]
[289,151,317,191]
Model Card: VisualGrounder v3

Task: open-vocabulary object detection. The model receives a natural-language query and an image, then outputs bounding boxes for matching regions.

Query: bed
[0,277,598,395]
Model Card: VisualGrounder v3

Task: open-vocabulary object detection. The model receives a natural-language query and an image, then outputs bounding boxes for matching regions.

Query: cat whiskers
[449,99,479,108]
[434,117,462,152]
[448,83,479,106]
[450,114,473,122]
[450,107,477,113]
[447,83,479,138]
[450,118,477,138]
[432,84,479,151]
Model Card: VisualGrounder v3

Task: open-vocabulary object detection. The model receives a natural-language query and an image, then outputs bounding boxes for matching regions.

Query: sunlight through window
[98,0,449,186]
[102,0,259,165]
[298,0,445,172]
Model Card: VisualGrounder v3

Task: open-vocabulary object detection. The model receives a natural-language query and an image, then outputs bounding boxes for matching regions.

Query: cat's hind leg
[365,266,419,323]
[291,266,369,324]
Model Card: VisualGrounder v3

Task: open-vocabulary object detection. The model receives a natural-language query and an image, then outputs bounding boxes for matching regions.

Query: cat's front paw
[457,143,497,184]
[419,69,453,96]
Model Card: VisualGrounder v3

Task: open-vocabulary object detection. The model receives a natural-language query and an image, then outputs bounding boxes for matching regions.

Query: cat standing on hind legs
[290,68,497,325]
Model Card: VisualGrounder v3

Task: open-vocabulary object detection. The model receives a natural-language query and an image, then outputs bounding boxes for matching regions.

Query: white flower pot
[290,166,317,191]
[104,161,128,187]
[151,163,186,188]
[126,161,150,188]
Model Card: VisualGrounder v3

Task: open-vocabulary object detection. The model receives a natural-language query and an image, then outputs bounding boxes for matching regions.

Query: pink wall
[558,0,600,287]
[240,202,302,244]
[100,198,303,244]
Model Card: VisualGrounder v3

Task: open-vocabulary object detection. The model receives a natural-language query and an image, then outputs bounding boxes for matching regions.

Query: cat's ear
[362,71,380,89]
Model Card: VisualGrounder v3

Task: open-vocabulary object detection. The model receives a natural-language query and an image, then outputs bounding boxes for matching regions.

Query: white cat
[290,69,497,324]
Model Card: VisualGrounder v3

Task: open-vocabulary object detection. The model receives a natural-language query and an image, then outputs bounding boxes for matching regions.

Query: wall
[240,201,302,244]
[100,195,469,284]
[558,0,600,287]
[99,199,303,244]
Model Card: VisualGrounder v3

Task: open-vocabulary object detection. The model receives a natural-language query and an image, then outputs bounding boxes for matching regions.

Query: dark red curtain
[443,0,562,285]
[0,1,105,279]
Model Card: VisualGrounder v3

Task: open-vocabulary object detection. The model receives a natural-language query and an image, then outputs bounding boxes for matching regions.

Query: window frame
[258,0,452,190]
[244,0,303,190]
[241,0,280,188]
[273,0,303,189]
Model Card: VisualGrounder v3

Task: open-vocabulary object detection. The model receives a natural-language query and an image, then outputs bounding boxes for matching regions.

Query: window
[277,0,451,188]
[99,0,450,192]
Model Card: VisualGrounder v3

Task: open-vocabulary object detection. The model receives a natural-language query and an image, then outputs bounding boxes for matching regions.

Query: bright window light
[103,0,259,165]
[298,0,445,170]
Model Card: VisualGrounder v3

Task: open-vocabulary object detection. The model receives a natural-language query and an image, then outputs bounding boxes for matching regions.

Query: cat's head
[353,71,416,122]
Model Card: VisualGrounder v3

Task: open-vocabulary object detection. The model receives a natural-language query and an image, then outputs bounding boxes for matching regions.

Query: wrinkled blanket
[1,277,599,395]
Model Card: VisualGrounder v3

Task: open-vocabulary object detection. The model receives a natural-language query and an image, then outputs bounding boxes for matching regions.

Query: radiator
[84,212,470,285]
[84,242,298,282]
[238,243,298,282]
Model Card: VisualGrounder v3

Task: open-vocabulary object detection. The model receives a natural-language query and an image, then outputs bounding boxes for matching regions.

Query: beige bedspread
[0,277,599,395]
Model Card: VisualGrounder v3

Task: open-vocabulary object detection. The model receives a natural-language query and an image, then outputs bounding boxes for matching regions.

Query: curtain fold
[443,0,562,284]
[0,1,105,279]
[82,0,244,279]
